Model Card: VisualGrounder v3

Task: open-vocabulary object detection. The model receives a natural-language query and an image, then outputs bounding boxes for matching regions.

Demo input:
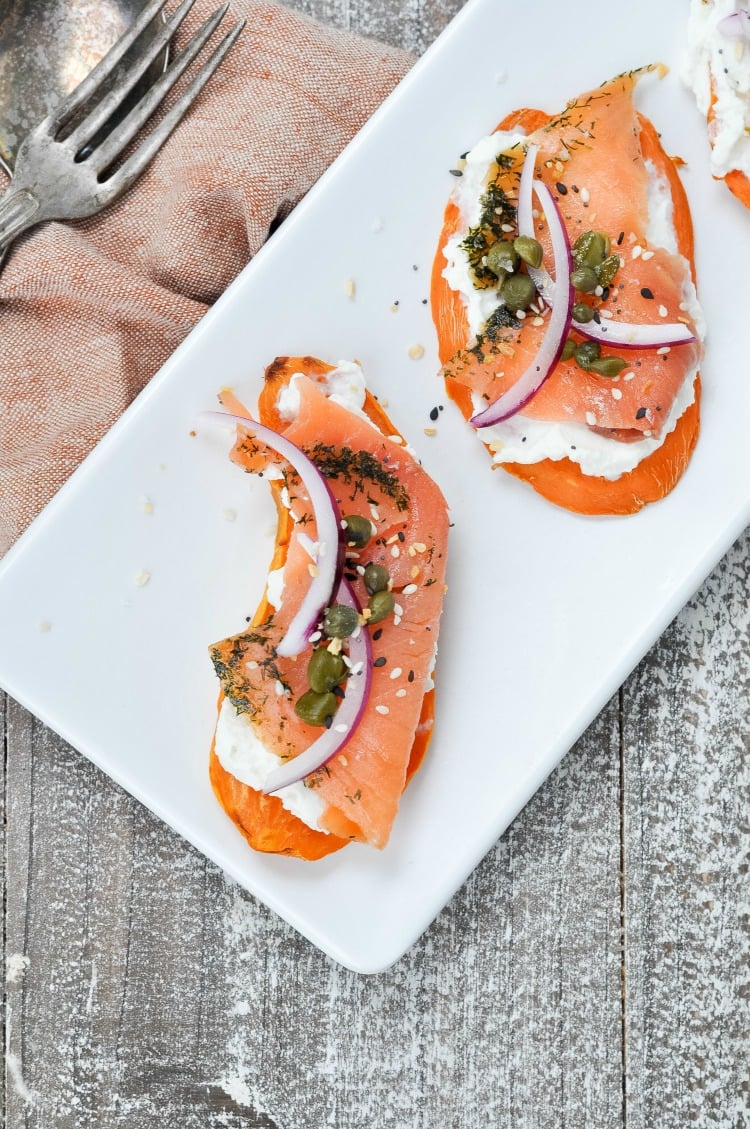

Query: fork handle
[0,187,41,258]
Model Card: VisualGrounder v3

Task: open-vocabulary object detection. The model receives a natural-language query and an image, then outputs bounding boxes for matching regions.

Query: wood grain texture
[2,1,749,1126]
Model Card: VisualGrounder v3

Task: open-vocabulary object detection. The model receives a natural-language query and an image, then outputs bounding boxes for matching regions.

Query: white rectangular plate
[0,0,747,973]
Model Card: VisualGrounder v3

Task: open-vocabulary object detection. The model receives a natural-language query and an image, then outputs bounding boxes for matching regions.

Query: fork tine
[99,19,244,201]
[45,0,168,133]
[87,3,229,174]
[67,0,198,153]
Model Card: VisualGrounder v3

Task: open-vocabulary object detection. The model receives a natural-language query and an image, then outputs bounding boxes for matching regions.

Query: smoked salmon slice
[207,357,449,859]
[431,70,704,515]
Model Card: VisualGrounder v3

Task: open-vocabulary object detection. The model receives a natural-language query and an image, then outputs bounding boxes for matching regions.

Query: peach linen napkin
[0,0,412,555]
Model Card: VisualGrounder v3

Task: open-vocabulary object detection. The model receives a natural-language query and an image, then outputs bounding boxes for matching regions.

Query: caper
[342,513,373,548]
[322,603,360,639]
[485,240,519,277]
[573,340,602,370]
[363,563,389,595]
[307,648,346,693]
[587,356,628,378]
[561,338,577,362]
[513,234,543,269]
[595,254,621,288]
[572,302,595,324]
[573,230,607,269]
[295,689,338,727]
[570,266,599,294]
[368,589,395,624]
[500,272,536,311]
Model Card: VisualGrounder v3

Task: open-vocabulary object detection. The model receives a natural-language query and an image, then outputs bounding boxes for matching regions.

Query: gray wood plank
[622,527,750,1128]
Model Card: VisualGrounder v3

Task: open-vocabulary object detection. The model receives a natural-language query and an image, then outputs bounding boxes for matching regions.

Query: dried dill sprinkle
[373,656,387,667]
[429,407,439,422]
[636,407,648,420]
[640,287,654,299]
[555,182,568,195]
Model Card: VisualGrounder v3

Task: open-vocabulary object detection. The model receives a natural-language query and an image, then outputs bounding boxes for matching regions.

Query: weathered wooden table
[4,2,750,1126]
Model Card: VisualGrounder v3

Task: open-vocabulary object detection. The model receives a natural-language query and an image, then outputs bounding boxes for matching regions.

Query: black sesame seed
[571,184,579,193]
[397,531,405,542]
[449,168,463,177]
[636,407,648,420]
[373,628,383,641]
[640,287,654,300]
[325,715,333,729]
[556,182,568,195]
[373,656,387,667]
[601,287,610,301]
[617,231,624,245]
[429,407,439,421]
[408,670,415,683]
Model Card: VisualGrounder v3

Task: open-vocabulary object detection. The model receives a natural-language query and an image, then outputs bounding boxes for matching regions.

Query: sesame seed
[641,287,654,300]
[143,499,154,514]
[611,388,623,400]
[516,309,527,320]
[599,309,613,319]
[275,680,285,696]
[532,316,544,326]
[393,603,404,617]
[134,569,151,587]
[657,346,671,355]
[344,278,356,298]
[580,186,590,204]
[375,704,390,716]
[309,630,322,643]
[37,620,51,633]
[631,245,643,259]
[408,670,415,682]
[402,583,418,595]
[501,223,515,233]
[395,688,407,698]
[623,371,635,381]
[370,504,380,521]
[658,304,668,318]
[408,343,425,360]
[334,723,348,733]
[308,562,318,578]
[391,545,400,558]
[393,615,402,626]
[424,427,437,437]
[373,656,387,667]
[643,429,653,438]
[410,565,420,579]
[413,542,427,553]
[585,411,596,426]
[387,434,404,444]
[390,667,403,680]
[222,507,236,522]
[641,250,654,261]
[247,660,259,669]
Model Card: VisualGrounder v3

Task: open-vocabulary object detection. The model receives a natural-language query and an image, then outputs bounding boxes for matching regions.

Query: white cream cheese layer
[277,360,368,422]
[440,133,705,479]
[683,0,750,178]
[214,697,329,832]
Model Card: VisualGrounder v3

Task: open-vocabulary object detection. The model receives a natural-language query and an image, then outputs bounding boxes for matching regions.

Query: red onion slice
[573,317,696,349]
[517,141,696,352]
[718,10,750,39]
[516,143,555,304]
[201,410,341,658]
[262,578,372,794]
[471,180,573,427]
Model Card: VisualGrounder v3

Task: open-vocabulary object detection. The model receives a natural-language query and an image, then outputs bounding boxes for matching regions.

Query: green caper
[573,340,602,370]
[513,235,544,269]
[587,356,628,378]
[595,254,621,288]
[363,563,389,595]
[570,266,599,293]
[500,272,536,311]
[295,689,339,727]
[485,240,519,277]
[322,603,360,639]
[368,589,396,624]
[573,230,607,269]
[572,302,595,324]
[561,338,577,362]
[307,648,346,693]
[342,513,373,548]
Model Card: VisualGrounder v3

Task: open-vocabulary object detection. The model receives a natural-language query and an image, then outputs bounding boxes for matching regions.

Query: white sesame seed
[413,542,427,553]
[623,371,635,381]
[371,217,384,233]
[308,562,318,578]
[402,583,418,595]
[387,434,403,444]
[134,569,151,587]
[344,278,356,298]
[594,285,603,297]
[516,310,527,320]
[393,603,404,617]
[631,245,643,260]
[657,346,671,355]
[222,508,237,522]
[658,305,668,318]
[393,615,402,626]
[501,223,515,233]
[247,660,259,669]
[643,429,653,438]
[391,545,400,558]
[390,667,403,680]
[356,565,366,576]
[532,316,544,327]
[275,680,285,696]
[424,427,437,437]
[309,630,322,643]
[37,620,51,633]
[641,250,654,261]
[585,411,596,426]
[334,723,348,733]
[395,688,407,698]
[580,186,590,204]
[370,504,380,522]
[599,309,613,319]
[143,499,154,514]
[351,661,364,676]
[375,704,390,716]
[408,343,425,360]
[611,387,623,400]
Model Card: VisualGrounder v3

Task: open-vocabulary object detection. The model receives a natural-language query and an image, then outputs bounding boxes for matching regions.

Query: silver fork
[0,0,244,263]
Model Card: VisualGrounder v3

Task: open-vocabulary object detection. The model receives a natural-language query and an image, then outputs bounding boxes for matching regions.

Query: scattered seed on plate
[143,498,154,514]
[424,427,437,437]
[134,569,151,587]
[408,344,425,360]
[344,278,356,298]
[37,620,51,633]
[222,508,237,522]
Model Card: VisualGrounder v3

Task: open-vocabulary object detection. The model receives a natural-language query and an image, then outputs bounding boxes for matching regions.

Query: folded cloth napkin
[0,0,412,555]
